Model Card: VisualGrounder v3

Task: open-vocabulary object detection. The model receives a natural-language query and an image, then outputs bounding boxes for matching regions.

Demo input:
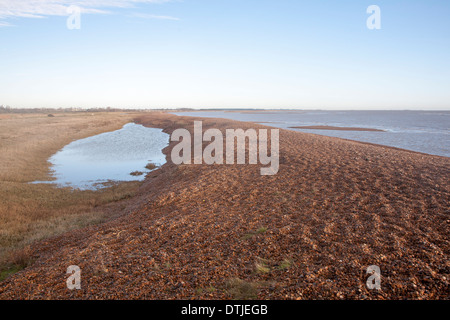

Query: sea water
[174,110,449,157]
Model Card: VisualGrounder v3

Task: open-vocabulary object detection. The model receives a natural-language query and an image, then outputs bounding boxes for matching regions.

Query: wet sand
[0,113,448,300]
[290,126,385,132]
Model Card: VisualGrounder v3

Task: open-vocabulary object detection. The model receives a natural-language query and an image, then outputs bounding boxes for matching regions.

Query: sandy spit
[0,113,448,300]
[289,126,385,132]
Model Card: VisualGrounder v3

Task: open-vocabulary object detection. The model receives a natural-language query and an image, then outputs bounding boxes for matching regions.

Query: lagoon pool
[33,123,169,190]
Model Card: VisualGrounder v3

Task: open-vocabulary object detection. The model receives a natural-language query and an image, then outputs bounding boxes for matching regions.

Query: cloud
[0,0,172,26]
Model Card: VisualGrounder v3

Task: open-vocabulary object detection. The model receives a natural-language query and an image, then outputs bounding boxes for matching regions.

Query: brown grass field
[0,112,146,279]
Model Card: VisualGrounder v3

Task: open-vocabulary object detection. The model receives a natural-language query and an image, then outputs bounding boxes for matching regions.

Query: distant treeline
[0,106,194,114]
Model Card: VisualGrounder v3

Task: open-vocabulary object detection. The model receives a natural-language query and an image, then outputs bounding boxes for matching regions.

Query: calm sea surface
[174,111,449,157]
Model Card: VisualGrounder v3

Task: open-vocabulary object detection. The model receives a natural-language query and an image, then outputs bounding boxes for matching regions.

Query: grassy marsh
[0,112,145,275]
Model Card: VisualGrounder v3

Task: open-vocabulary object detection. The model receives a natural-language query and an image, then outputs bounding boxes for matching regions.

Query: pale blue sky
[1,0,449,109]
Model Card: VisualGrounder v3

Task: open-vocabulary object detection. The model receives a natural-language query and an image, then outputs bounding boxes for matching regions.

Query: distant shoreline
[289,125,385,132]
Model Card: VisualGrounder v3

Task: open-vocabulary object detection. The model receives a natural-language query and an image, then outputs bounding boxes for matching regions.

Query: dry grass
[0,112,146,272]
[225,278,267,300]
[145,163,157,170]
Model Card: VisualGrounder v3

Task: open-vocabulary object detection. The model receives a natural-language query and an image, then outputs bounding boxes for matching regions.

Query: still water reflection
[33,123,169,190]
